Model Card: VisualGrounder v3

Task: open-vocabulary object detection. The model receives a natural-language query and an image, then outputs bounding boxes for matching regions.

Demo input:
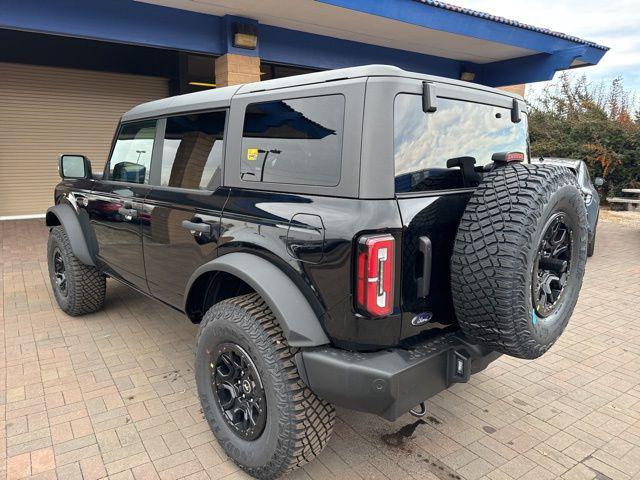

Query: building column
[498,84,526,97]
[215,53,261,87]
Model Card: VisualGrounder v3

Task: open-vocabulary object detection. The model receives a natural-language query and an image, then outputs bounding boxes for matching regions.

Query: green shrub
[528,73,640,197]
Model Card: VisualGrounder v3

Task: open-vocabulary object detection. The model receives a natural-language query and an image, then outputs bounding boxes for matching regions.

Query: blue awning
[0,0,608,86]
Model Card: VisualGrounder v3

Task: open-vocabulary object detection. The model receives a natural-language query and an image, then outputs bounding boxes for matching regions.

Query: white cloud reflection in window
[394,95,528,178]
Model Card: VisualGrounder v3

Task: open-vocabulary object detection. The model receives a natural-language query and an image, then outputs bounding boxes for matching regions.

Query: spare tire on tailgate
[451,163,588,359]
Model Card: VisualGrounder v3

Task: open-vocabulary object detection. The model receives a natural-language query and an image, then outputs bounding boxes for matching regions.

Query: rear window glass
[394,94,529,193]
[240,95,344,187]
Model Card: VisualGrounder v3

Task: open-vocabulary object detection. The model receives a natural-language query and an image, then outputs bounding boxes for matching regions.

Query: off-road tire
[451,164,588,359]
[47,226,106,316]
[195,293,335,479]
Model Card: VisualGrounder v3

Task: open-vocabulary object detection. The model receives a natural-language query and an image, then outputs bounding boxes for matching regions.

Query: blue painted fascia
[317,0,605,57]
[0,0,226,55]
[478,45,607,87]
[0,0,606,86]
[260,23,463,78]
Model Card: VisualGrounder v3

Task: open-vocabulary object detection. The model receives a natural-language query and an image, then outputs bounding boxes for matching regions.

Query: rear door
[143,111,229,308]
[87,119,158,291]
[391,84,530,337]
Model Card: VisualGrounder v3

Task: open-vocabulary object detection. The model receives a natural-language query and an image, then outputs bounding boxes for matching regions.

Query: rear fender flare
[45,204,96,266]
[185,252,330,347]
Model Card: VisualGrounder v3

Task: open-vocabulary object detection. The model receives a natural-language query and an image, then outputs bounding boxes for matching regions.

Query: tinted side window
[108,120,157,184]
[394,95,529,193]
[240,95,344,187]
[161,111,226,190]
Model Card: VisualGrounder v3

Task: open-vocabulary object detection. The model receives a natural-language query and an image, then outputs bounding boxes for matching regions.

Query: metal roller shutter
[0,62,169,218]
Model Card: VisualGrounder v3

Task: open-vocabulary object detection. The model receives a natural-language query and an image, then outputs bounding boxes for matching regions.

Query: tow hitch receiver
[448,349,471,383]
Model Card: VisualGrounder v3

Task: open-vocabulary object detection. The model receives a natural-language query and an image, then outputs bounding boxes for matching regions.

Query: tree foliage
[527,73,640,196]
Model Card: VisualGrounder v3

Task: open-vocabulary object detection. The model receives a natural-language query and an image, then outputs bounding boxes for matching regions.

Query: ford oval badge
[411,312,433,326]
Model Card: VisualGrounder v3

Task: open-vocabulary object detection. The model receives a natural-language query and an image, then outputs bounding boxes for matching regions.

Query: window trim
[225,79,364,198]
[102,118,160,186]
[146,107,230,194]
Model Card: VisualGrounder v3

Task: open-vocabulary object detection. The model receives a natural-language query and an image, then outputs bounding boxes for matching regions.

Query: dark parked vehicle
[535,157,602,257]
[46,66,589,479]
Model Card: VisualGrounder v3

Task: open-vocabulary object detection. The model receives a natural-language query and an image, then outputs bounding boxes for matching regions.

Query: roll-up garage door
[0,62,169,217]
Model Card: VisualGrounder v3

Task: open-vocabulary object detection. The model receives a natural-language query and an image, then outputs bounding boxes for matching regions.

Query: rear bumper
[298,332,500,421]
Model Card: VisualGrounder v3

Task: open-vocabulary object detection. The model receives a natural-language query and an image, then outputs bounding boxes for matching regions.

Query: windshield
[394,94,529,193]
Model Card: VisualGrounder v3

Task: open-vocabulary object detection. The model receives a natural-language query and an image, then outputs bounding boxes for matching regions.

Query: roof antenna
[422,82,437,113]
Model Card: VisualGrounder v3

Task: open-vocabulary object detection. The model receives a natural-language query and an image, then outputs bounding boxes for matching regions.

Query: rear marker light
[356,234,395,317]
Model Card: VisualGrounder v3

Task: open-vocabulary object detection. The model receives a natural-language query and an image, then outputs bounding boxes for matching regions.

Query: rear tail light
[356,234,395,316]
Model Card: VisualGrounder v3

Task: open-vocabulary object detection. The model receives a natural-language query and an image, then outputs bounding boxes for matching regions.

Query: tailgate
[396,192,472,338]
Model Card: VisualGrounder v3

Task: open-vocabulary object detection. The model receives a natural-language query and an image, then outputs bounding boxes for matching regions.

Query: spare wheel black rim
[210,342,266,441]
[532,212,573,318]
[53,248,68,296]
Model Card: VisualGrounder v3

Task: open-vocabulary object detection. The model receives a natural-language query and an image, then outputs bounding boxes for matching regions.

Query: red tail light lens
[356,234,395,317]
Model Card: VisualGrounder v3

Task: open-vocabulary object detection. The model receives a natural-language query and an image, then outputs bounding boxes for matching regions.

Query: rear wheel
[451,164,588,359]
[47,226,106,316]
[195,293,335,479]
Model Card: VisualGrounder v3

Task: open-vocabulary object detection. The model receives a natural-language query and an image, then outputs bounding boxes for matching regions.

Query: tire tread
[48,226,105,316]
[451,164,587,359]
[196,293,335,479]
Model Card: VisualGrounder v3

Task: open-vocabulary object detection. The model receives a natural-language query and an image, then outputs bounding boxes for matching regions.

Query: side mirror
[594,177,605,187]
[59,154,91,179]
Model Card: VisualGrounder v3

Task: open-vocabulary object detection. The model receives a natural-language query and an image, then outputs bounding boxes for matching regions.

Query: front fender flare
[185,253,330,347]
[45,204,95,266]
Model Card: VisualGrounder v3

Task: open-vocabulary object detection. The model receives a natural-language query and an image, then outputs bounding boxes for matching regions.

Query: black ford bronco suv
[46,66,587,479]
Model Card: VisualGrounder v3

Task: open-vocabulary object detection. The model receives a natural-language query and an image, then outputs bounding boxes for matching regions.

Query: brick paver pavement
[1,218,639,480]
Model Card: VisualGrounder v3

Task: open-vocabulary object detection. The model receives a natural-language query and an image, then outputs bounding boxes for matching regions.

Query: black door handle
[181,220,211,235]
[118,207,137,219]
[416,236,432,298]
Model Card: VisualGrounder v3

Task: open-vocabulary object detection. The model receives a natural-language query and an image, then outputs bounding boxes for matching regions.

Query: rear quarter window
[240,95,345,187]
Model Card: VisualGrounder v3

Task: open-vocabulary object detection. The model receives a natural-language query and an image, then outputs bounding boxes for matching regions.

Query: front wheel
[195,293,335,479]
[47,226,106,316]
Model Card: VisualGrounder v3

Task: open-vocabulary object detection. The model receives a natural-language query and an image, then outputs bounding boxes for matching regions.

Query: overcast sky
[452,0,640,94]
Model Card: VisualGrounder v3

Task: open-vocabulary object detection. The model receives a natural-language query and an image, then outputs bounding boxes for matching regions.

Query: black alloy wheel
[52,248,68,296]
[211,342,267,441]
[532,212,573,318]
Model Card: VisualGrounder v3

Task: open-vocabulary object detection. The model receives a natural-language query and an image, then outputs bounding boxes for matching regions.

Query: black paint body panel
[218,188,407,349]
[51,178,472,349]
[396,191,473,339]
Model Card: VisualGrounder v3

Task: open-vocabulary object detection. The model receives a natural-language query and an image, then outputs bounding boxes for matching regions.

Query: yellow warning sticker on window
[247,148,258,161]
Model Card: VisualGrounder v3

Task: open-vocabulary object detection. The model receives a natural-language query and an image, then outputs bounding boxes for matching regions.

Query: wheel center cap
[242,379,252,394]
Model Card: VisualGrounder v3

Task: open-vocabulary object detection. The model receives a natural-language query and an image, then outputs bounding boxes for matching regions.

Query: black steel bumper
[298,332,501,421]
